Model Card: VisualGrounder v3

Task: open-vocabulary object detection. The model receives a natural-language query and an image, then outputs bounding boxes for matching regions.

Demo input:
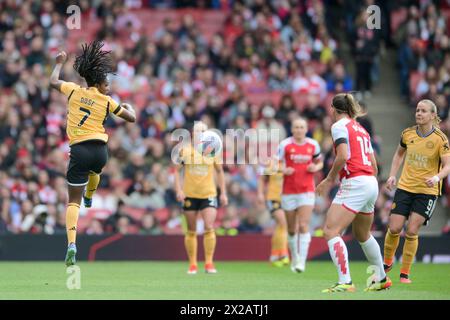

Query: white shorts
[332,175,379,214]
[281,192,315,211]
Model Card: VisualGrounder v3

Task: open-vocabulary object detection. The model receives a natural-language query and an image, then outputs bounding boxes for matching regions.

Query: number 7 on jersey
[78,107,91,127]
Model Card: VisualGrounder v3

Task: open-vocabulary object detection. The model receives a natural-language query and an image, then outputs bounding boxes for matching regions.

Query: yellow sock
[66,203,80,244]
[85,172,100,199]
[184,231,197,266]
[401,234,419,275]
[203,229,216,265]
[384,229,400,265]
[271,224,287,257]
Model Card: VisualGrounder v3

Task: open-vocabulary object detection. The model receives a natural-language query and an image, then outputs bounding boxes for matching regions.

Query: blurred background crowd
[0,0,448,237]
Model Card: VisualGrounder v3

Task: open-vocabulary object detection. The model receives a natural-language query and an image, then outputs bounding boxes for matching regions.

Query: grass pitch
[0,261,449,300]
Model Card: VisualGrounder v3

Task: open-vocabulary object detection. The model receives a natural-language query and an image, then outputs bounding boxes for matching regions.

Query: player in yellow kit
[257,160,289,267]
[49,42,136,266]
[384,99,450,283]
[173,122,228,274]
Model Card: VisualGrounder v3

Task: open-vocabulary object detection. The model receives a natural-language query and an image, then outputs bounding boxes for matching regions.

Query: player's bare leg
[271,209,289,267]
[65,185,84,266]
[353,214,391,291]
[201,207,218,274]
[285,209,300,272]
[322,204,356,293]
[296,205,313,272]
[384,214,406,273]
[400,212,425,284]
[184,210,198,274]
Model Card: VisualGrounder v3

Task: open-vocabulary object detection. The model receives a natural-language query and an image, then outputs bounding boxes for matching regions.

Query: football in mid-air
[196,130,223,157]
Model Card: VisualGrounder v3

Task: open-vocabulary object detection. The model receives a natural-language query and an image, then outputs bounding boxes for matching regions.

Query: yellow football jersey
[398,126,450,195]
[60,82,123,145]
[266,172,283,202]
[180,145,218,199]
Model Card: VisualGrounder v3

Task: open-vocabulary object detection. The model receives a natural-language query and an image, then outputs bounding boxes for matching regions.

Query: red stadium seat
[110,179,133,192]
[77,208,112,233]
[86,209,113,220]
[127,225,139,234]
[123,206,146,221]
[292,93,308,111]
[154,208,170,223]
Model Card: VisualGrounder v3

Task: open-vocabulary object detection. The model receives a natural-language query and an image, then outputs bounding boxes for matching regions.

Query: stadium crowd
[1,0,444,237]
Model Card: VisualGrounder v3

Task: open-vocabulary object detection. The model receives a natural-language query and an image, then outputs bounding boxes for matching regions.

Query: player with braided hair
[50,41,136,266]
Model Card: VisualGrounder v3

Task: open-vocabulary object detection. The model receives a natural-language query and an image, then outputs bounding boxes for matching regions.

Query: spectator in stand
[227,181,250,209]
[116,215,133,235]
[301,93,327,123]
[139,212,163,235]
[256,105,287,143]
[268,62,291,91]
[104,201,135,233]
[326,63,353,93]
[123,179,166,210]
[86,219,105,235]
[238,209,263,234]
[415,66,443,100]
[352,9,379,98]
[292,64,327,101]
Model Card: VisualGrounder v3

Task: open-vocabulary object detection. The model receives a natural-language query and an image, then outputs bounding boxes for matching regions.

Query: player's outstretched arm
[49,51,67,92]
[386,145,406,191]
[117,103,136,123]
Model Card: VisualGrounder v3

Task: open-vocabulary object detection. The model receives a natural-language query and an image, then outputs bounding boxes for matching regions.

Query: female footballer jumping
[50,41,136,266]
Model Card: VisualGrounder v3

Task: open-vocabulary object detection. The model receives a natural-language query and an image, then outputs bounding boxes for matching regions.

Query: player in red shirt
[316,93,391,293]
[278,118,323,273]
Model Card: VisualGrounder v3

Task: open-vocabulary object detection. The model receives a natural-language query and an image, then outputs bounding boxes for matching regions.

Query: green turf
[0,261,449,300]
